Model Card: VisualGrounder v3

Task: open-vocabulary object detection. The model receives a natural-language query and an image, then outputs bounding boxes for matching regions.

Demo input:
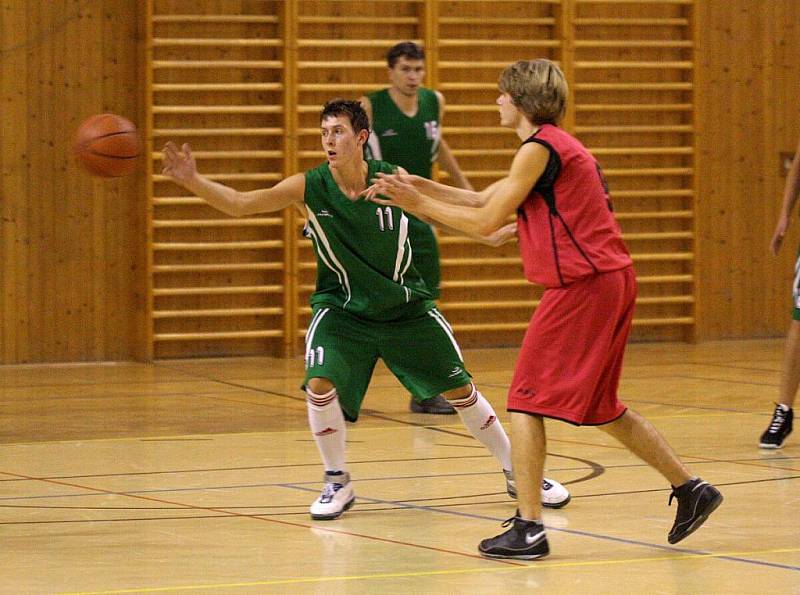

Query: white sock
[306,387,347,472]
[449,385,513,470]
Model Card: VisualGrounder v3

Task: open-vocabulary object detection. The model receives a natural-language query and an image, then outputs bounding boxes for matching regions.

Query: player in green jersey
[360,41,472,415]
[161,99,570,520]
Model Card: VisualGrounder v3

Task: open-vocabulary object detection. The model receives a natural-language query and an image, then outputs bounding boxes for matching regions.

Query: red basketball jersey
[515,124,632,288]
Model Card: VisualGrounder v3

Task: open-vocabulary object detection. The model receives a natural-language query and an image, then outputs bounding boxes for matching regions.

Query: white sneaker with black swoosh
[478,515,550,560]
[504,470,571,508]
[309,471,355,520]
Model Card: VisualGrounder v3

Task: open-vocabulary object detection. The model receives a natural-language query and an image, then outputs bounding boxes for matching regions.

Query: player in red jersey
[364,59,722,559]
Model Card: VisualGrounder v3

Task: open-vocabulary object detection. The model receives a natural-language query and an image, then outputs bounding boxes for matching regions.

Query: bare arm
[161,142,304,216]
[366,142,549,237]
[434,91,473,191]
[772,137,800,255]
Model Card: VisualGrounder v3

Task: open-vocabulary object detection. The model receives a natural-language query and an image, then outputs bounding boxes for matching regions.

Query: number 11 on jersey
[376,206,394,231]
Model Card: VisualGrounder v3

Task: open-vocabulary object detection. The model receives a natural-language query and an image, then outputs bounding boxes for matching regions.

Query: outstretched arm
[161,141,304,216]
[365,142,549,237]
[772,137,800,255]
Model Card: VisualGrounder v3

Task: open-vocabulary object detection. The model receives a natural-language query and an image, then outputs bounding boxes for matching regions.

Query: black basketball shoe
[667,478,723,544]
[759,404,793,449]
[478,515,550,560]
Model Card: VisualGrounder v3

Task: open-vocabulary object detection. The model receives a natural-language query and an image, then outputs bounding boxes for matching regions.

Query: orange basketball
[73,113,140,177]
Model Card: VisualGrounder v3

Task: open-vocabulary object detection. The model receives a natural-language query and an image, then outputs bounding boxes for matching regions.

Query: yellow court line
[61,547,800,594]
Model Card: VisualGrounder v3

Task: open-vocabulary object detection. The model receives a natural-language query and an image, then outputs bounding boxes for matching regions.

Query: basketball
[73,113,140,177]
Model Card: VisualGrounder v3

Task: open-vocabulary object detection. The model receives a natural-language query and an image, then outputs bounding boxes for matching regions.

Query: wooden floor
[1,339,798,594]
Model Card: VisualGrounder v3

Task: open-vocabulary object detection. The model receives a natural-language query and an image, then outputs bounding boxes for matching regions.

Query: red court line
[0,469,524,567]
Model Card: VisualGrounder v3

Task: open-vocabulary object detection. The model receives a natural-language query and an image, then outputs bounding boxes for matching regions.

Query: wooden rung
[297,39,422,48]
[441,257,520,266]
[632,252,693,261]
[602,167,694,176]
[440,279,530,289]
[444,105,502,113]
[152,128,283,137]
[442,127,509,134]
[153,173,282,182]
[153,106,283,114]
[152,150,283,160]
[154,330,282,341]
[592,147,693,155]
[451,322,529,332]
[298,16,419,24]
[298,83,379,92]
[622,231,693,240]
[612,189,693,197]
[153,263,283,273]
[614,210,693,220]
[152,38,283,47]
[574,18,689,26]
[438,61,523,69]
[439,83,508,90]
[439,17,556,25]
[577,104,692,112]
[632,317,694,327]
[152,60,283,69]
[575,82,692,91]
[153,15,279,24]
[439,39,560,47]
[575,124,693,133]
[636,296,694,305]
[574,40,693,48]
[153,83,283,92]
[153,286,283,296]
[451,149,516,157]
[635,274,693,283]
[443,300,539,310]
[579,0,692,4]
[153,240,283,251]
[153,307,283,319]
[575,61,693,69]
[152,217,281,228]
[439,170,510,179]
[298,61,384,69]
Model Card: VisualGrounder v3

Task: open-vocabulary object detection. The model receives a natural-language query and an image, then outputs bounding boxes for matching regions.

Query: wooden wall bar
[0,0,798,363]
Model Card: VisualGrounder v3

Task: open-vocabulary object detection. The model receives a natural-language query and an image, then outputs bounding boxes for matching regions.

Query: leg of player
[598,409,723,544]
[306,377,354,520]
[478,411,550,560]
[441,384,569,508]
[759,319,798,448]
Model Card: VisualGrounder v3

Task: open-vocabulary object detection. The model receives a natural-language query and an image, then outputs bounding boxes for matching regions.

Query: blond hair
[498,59,567,125]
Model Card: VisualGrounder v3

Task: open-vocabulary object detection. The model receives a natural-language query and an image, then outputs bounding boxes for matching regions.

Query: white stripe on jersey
[305,307,330,360]
[306,207,352,308]
[393,211,410,283]
[366,133,383,161]
[428,308,463,361]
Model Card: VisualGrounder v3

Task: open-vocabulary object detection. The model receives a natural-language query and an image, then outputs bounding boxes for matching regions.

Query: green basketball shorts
[302,305,472,421]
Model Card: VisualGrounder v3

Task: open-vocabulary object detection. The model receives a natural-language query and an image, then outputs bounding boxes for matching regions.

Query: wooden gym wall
[0,0,798,364]
[0,1,146,364]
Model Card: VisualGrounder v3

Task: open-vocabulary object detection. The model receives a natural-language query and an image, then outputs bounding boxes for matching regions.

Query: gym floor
[1,339,798,594]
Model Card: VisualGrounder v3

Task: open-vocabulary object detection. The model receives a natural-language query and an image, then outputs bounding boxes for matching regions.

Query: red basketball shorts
[507,266,637,425]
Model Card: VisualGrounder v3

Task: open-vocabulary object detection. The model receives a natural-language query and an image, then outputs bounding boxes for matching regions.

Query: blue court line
[281,483,800,574]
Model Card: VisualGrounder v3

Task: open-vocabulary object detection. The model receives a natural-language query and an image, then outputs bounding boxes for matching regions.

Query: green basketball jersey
[304,160,435,321]
[364,88,440,178]
[365,87,442,297]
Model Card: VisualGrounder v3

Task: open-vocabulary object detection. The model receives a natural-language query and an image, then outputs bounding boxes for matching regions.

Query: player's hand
[770,213,790,255]
[483,222,518,247]
[161,141,197,186]
[363,172,422,212]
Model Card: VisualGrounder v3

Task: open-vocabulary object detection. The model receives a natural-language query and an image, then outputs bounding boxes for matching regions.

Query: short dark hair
[387,41,425,68]
[320,99,370,134]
